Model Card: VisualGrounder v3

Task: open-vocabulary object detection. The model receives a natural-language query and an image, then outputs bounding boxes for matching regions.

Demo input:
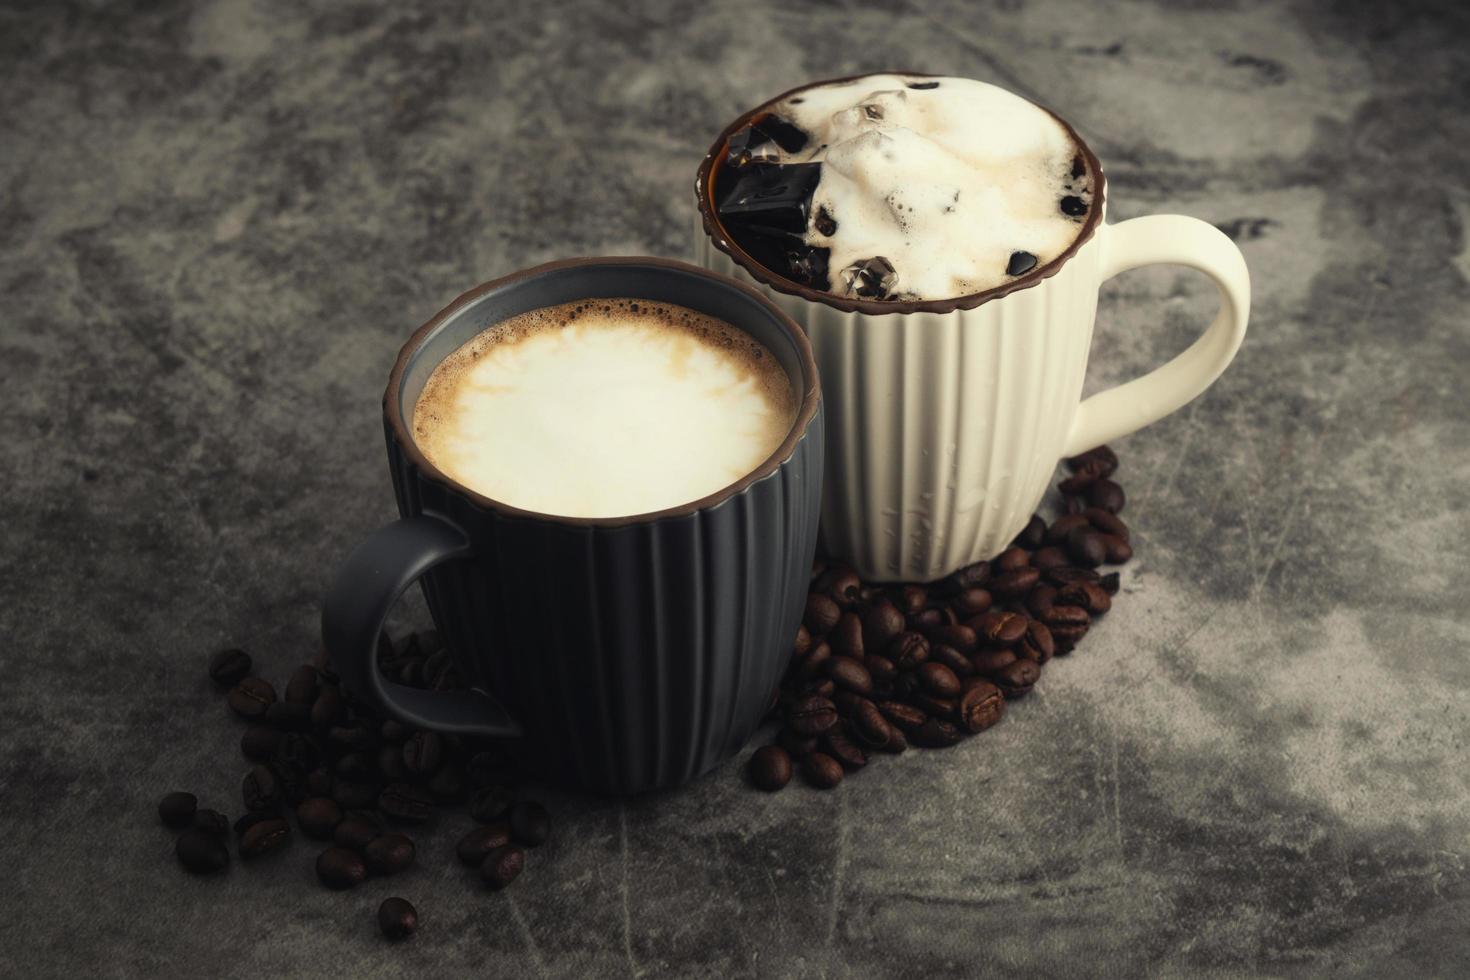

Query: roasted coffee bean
[227,678,277,719]
[234,809,277,839]
[896,585,930,614]
[801,752,844,789]
[365,833,416,875]
[802,678,836,700]
[990,567,1040,598]
[795,640,832,681]
[749,745,793,791]
[378,897,418,941]
[1042,606,1090,649]
[887,631,930,669]
[864,654,898,687]
[852,699,892,748]
[860,601,905,653]
[1066,526,1106,568]
[457,824,513,865]
[336,752,375,780]
[333,815,381,851]
[309,687,341,730]
[426,761,468,804]
[826,566,863,608]
[1100,572,1121,595]
[1057,580,1111,615]
[240,726,281,762]
[1103,535,1133,564]
[265,701,312,732]
[959,680,1005,733]
[509,802,551,847]
[994,658,1041,698]
[993,546,1032,573]
[1068,445,1118,478]
[376,719,407,743]
[876,701,928,734]
[1031,546,1068,571]
[971,646,1019,674]
[910,608,945,631]
[792,624,812,659]
[1058,471,1096,495]
[465,748,522,789]
[402,731,444,776]
[831,690,867,718]
[1045,566,1101,588]
[1087,478,1125,514]
[469,785,515,825]
[193,809,229,837]
[480,845,525,890]
[332,779,381,811]
[158,791,198,829]
[937,561,990,596]
[826,656,872,695]
[951,587,992,617]
[1026,583,1058,618]
[284,665,319,705]
[787,695,839,736]
[1083,507,1129,540]
[931,644,975,678]
[911,718,963,748]
[917,661,962,699]
[176,828,230,874]
[1015,514,1046,549]
[1045,514,1090,545]
[892,672,920,699]
[803,594,841,635]
[778,728,819,758]
[326,723,377,754]
[240,817,291,858]
[296,797,342,840]
[376,744,408,781]
[1018,620,1056,664]
[911,693,957,719]
[924,623,977,654]
[822,728,867,770]
[241,764,279,812]
[379,783,434,825]
[317,846,367,889]
[830,613,865,658]
[880,726,908,754]
[208,648,252,688]
[969,611,1028,647]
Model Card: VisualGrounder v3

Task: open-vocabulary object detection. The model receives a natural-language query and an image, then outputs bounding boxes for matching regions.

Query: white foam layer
[774,74,1092,301]
[412,300,796,518]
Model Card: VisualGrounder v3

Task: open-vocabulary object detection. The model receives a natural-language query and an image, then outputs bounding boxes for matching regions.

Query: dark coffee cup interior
[396,259,813,443]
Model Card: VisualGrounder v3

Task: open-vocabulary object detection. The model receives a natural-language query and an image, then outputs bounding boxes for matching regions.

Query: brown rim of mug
[383,256,822,528]
[695,71,1108,316]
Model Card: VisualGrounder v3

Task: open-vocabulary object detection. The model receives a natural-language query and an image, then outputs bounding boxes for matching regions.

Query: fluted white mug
[694,72,1250,583]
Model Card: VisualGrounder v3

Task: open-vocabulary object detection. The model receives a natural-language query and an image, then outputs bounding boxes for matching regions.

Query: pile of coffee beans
[749,445,1131,792]
[159,631,553,941]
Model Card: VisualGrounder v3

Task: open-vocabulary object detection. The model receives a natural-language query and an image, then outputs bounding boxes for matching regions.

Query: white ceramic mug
[694,73,1250,583]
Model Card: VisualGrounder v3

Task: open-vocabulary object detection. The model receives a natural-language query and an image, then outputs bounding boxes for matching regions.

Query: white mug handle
[1063,214,1251,457]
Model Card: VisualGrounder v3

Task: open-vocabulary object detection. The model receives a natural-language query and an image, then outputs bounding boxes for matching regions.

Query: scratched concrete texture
[3,0,1469,976]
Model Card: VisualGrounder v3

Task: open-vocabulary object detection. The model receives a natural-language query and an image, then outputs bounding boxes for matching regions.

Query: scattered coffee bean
[234,809,277,839]
[1058,580,1111,615]
[227,678,276,719]
[241,764,279,812]
[917,661,962,699]
[852,699,892,748]
[402,731,444,776]
[378,897,418,941]
[924,623,978,654]
[931,644,975,678]
[158,791,198,829]
[801,752,844,789]
[240,726,281,762]
[208,648,252,688]
[787,695,839,736]
[1103,534,1133,564]
[880,726,908,754]
[284,665,318,705]
[1045,514,1090,545]
[778,728,819,757]
[365,834,416,875]
[265,701,312,732]
[803,594,841,635]
[1045,566,1101,588]
[993,546,1032,573]
[310,687,341,730]
[509,802,551,847]
[457,824,513,865]
[876,700,927,734]
[480,845,525,890]
[1100,572,1121,595]
[1068,445,1118,478]
[959,680,1005,733]
[864,654,898,687]
[1066,526,1107,568]
[176,828,230,874]
[297,797,343,840]
[1031,546,1068,571]
[990,567,1040,598]
[971,646,1018,674]
[469,785,515,825]
[861,601,906,651]
[317,846,367,889]
[793,624,812,658]
[826,567,862,608]
[1018,620,1056,664]
[994,658,1041,698]
[1087,478,1125,514]
[911,718,963,748]
[827,656,872,695]
[1015,514,1046,549]
[240,817,291,858]
[426,760,468,804]
[378,783,434,825]
[192,808,229,837]
[970,611,1028,647]
[896,585,929,614]
[749,745,793,791]
[795,640,832,679]
[830,613,865,658]
[887,631,930,669]
[333,815,381,851]
[822,728,867,770]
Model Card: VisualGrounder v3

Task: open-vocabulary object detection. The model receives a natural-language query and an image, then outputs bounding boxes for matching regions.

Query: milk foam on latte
[715,74,1095,302]
[412,299,797,518]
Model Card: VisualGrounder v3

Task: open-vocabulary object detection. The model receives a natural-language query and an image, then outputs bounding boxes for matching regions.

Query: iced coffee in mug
[695,73,1249,582]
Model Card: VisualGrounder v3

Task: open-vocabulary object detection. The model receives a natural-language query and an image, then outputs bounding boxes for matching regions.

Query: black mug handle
[321,514,522,737]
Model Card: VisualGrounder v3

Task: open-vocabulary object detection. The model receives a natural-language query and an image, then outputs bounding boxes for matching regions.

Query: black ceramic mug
[321,257,823,795]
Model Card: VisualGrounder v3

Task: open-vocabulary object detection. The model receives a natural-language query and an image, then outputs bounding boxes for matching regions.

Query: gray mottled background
[3,0,1469,976]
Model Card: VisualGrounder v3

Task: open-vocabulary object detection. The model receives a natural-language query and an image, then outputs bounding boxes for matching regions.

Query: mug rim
[383,256,822,528]
[695,70,1108,316]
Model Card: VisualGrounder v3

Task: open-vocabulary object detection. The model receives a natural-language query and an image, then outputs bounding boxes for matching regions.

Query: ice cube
[841,257,899,299]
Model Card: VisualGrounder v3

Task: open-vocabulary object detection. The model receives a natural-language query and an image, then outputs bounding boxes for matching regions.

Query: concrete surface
[3,0,1469,976]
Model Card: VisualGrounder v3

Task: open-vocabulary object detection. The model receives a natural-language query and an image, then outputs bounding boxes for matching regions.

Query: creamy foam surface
[770,74,1094,301]
[412,299,797,518]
